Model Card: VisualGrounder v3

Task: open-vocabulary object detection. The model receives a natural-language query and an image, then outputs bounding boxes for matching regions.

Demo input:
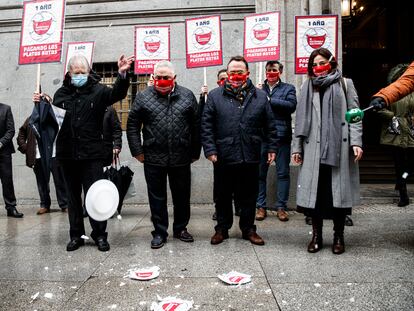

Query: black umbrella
[29,96,59,183]
[103,156,134,214]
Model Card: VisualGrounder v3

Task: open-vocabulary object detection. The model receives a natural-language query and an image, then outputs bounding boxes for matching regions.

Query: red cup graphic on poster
[19,0,66,65]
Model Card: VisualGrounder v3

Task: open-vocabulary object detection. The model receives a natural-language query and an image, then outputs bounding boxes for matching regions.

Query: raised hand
[118,54,134,74]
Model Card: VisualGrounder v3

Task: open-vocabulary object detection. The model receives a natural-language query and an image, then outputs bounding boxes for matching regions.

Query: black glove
[369,97,386,112]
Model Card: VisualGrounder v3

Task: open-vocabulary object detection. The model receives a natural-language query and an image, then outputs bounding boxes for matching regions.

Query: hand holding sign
[118,54,134,74]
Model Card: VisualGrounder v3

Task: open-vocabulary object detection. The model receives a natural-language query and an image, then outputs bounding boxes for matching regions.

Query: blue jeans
[256,142,291,211]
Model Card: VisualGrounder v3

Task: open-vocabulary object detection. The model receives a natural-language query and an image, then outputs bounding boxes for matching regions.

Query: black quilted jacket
[126,84,201,167]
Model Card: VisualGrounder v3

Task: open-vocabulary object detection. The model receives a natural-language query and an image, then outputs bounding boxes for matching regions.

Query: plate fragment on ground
[217,271,252,285]
[129,266,160,281]
[150,296,193,311]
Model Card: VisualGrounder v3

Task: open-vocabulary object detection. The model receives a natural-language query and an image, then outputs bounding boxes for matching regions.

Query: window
[92,62,149,130]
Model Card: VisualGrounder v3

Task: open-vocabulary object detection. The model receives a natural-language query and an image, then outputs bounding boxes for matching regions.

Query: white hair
[67,54,91,73]
[154,60,175,75]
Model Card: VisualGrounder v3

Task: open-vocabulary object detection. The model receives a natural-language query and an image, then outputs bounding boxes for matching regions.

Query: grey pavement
[0,201,413,311]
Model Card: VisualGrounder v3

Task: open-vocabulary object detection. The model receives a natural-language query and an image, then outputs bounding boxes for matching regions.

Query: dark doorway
[342,0,414,183]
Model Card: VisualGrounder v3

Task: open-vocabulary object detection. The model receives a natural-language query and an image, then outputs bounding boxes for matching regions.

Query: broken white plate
[150,296,193,311]
[217,271,252,285]
[129,266,160,281]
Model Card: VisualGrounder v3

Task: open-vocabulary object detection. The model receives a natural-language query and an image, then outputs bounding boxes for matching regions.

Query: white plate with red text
[150,296,193,311]
[128,266,160,281]
[218,271,252,285]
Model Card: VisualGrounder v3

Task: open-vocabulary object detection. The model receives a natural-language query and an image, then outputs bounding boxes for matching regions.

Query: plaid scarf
[224,78,253,103]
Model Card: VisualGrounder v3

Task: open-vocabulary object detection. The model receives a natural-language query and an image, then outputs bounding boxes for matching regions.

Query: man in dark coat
[127,60,201,249]
[48,54,132,252]
[0,103,23,218]
[255,60,297,222]
[17,94,68,215]
[201,55,278,246]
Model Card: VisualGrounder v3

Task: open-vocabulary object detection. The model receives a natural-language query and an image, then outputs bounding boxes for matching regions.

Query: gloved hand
[369,97,386,112]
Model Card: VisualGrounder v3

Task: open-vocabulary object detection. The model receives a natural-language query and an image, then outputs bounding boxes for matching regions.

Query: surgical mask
[228,73,248,88]
[313,63,331,77]
[266,72,280,83]
[154,78,174,95]
[71,74,88,87]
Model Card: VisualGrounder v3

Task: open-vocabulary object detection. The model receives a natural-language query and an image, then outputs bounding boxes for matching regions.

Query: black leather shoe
[173,229,194,242]
[7,207,24,218]
[95,237,110,252]
[66,238,85,251]
[151,235,166,249]
[345,216,353,226]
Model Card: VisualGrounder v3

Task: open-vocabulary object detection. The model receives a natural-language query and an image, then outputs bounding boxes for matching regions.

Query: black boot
[398,183,409,207]
[333,215,345,255]
[308,217,323,253]
[6,207,24,218]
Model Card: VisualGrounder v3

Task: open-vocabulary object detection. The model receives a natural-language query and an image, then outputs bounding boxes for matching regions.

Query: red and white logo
[218,271,252,285]
[29,11,56,42]
[129,266,160,281]
[151,297,193,311]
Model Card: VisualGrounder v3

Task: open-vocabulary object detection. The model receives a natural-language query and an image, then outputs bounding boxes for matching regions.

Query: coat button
[343,138,347,142]
[342,122,346,126]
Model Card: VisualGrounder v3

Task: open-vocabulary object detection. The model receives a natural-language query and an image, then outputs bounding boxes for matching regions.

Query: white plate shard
[150,296,193,311]
[217,271,252,285]
[129,266,160,281]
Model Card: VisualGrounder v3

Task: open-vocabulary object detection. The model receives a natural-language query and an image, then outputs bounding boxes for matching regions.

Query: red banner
[19,0,66,65]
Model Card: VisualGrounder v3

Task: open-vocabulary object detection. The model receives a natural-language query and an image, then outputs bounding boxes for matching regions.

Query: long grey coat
[292,78,363,209]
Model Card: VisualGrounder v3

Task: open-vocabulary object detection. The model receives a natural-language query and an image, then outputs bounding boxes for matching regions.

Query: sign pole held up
[258,62,263,86]
[36,63,41,93]
[203,67,207,101]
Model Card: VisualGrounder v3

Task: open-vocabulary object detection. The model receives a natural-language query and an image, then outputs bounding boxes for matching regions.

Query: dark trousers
[33,158,68,209]
[0,153,17,209]
[144,163,191,238]
[391,146,414,188]
[61,160,107,241]
[214,163,259,233]
[257,142,291,210]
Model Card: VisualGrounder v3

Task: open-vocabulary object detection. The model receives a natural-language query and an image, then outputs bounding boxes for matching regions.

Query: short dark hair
[265,60,283,72]
[227,55,249,71]
[307,48,338,77]
[217,68,227,79]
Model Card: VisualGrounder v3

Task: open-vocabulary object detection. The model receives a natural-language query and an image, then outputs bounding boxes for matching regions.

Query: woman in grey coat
[291,48,363,255]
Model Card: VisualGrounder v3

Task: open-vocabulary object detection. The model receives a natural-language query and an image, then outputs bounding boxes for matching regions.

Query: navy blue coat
[201,83,278,165]
[263,79,297,143]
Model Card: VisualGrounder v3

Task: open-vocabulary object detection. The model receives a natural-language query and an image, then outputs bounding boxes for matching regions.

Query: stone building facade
[0,0,342,205]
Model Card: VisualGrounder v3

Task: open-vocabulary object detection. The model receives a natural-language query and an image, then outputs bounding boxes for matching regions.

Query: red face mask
[228,73,248,88]
[313,63,331,77]
[217,78,226,87]
[266,72,280,83]
[154,79,174,95]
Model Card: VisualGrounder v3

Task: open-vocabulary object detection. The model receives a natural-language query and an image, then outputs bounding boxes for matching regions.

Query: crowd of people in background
[0,51,412,255]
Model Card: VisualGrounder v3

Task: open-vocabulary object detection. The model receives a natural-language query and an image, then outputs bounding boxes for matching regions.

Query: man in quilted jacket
[127,61,201,249]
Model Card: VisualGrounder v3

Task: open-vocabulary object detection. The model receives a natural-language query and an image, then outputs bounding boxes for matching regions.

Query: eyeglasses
[154,75,173,80]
